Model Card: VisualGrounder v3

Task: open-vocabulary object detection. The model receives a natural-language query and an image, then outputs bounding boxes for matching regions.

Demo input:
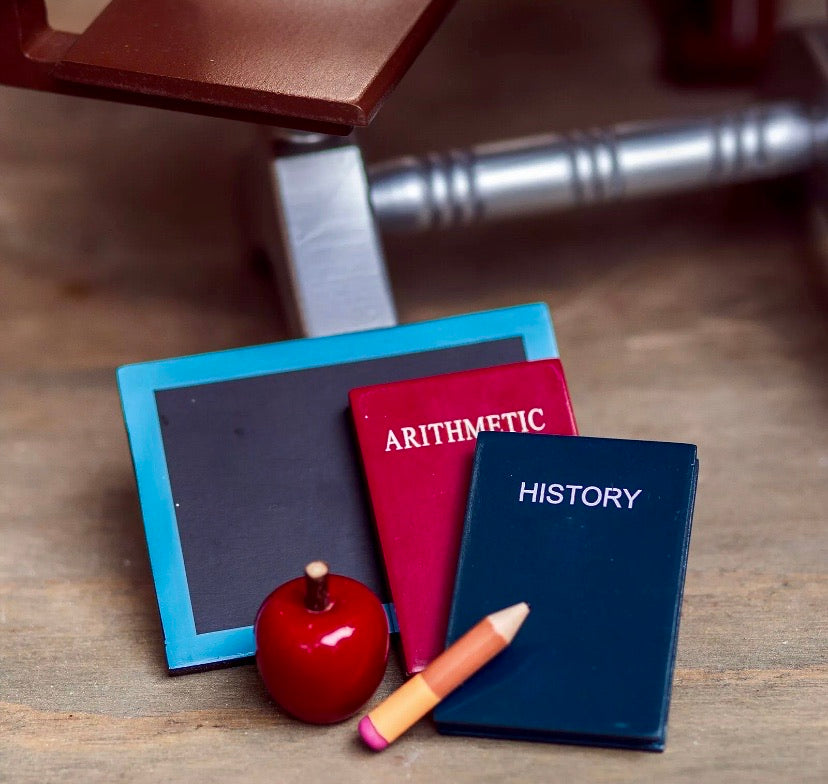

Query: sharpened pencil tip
[487,601,530,643]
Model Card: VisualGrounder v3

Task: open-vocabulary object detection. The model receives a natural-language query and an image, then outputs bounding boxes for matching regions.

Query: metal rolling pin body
[368,103,828,232]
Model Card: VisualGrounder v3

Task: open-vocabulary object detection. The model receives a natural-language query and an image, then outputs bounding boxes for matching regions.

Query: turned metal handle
[368,102,828,232]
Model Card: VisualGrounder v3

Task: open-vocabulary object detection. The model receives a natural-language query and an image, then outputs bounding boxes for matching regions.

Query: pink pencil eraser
[358,715,389,751]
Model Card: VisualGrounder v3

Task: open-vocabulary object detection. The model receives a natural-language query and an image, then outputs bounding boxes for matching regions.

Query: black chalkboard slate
[155,339,526,635]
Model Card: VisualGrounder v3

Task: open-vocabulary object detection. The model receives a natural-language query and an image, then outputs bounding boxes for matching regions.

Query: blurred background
[3,0,826,355]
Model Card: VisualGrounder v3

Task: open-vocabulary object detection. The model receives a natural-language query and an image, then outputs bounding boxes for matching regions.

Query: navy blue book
[434,432,698,751]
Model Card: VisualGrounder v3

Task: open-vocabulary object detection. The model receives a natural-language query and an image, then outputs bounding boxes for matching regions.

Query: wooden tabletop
[1,1,826,781]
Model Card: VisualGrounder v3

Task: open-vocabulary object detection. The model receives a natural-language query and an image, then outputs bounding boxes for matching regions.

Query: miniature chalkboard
[118,304,558,671]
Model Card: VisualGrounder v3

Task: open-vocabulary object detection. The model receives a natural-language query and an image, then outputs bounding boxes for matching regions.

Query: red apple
[254,561,389,724]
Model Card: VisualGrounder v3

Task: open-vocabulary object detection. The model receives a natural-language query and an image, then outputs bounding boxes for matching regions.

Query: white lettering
[517,410,529,432]
[582,486,602,506]
[445,419,463,443]
[565,484,583,504]
[623,488,642,509]
[426,422,444,445]
[401,427,420,449]
[519,482,539,503]
[463,417,484,440]
[383,405,551,451]
[546,483,564,504]
[603,487,622,508]
[385,430,402,451]
[516,481,644,511]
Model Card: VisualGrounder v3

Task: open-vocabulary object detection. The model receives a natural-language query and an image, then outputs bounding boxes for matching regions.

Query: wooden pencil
[358,602,530,750]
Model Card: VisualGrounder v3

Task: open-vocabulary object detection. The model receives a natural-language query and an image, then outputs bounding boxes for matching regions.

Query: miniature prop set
[118,303,698,750]
[118,305,555,670]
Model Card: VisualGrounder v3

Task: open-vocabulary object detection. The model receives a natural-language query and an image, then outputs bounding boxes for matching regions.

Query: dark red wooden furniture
[0,0,454,133]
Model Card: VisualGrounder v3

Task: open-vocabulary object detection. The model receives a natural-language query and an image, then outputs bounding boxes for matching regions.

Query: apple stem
[304,561,330,611]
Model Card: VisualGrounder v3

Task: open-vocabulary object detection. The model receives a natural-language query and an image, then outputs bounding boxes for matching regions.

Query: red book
[349,359,578,674]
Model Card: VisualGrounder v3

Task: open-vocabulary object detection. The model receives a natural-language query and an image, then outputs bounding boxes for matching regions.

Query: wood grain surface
[1,2,826,782]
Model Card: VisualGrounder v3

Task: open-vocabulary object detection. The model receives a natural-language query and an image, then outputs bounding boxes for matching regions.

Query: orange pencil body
[358,602,529,750]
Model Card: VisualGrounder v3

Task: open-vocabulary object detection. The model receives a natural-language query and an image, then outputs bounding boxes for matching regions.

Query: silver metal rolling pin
[368,103,828,232]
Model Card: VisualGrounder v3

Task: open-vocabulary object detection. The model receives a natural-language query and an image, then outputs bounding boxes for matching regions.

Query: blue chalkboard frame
[117,304,558,671]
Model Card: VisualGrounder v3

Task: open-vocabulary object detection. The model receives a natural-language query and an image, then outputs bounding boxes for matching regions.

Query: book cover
[434,432,698,750]
[349,360,577,674]
[116,304,557,671]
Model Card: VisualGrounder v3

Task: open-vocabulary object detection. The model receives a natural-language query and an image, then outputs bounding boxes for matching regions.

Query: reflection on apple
[254,561,389,724]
